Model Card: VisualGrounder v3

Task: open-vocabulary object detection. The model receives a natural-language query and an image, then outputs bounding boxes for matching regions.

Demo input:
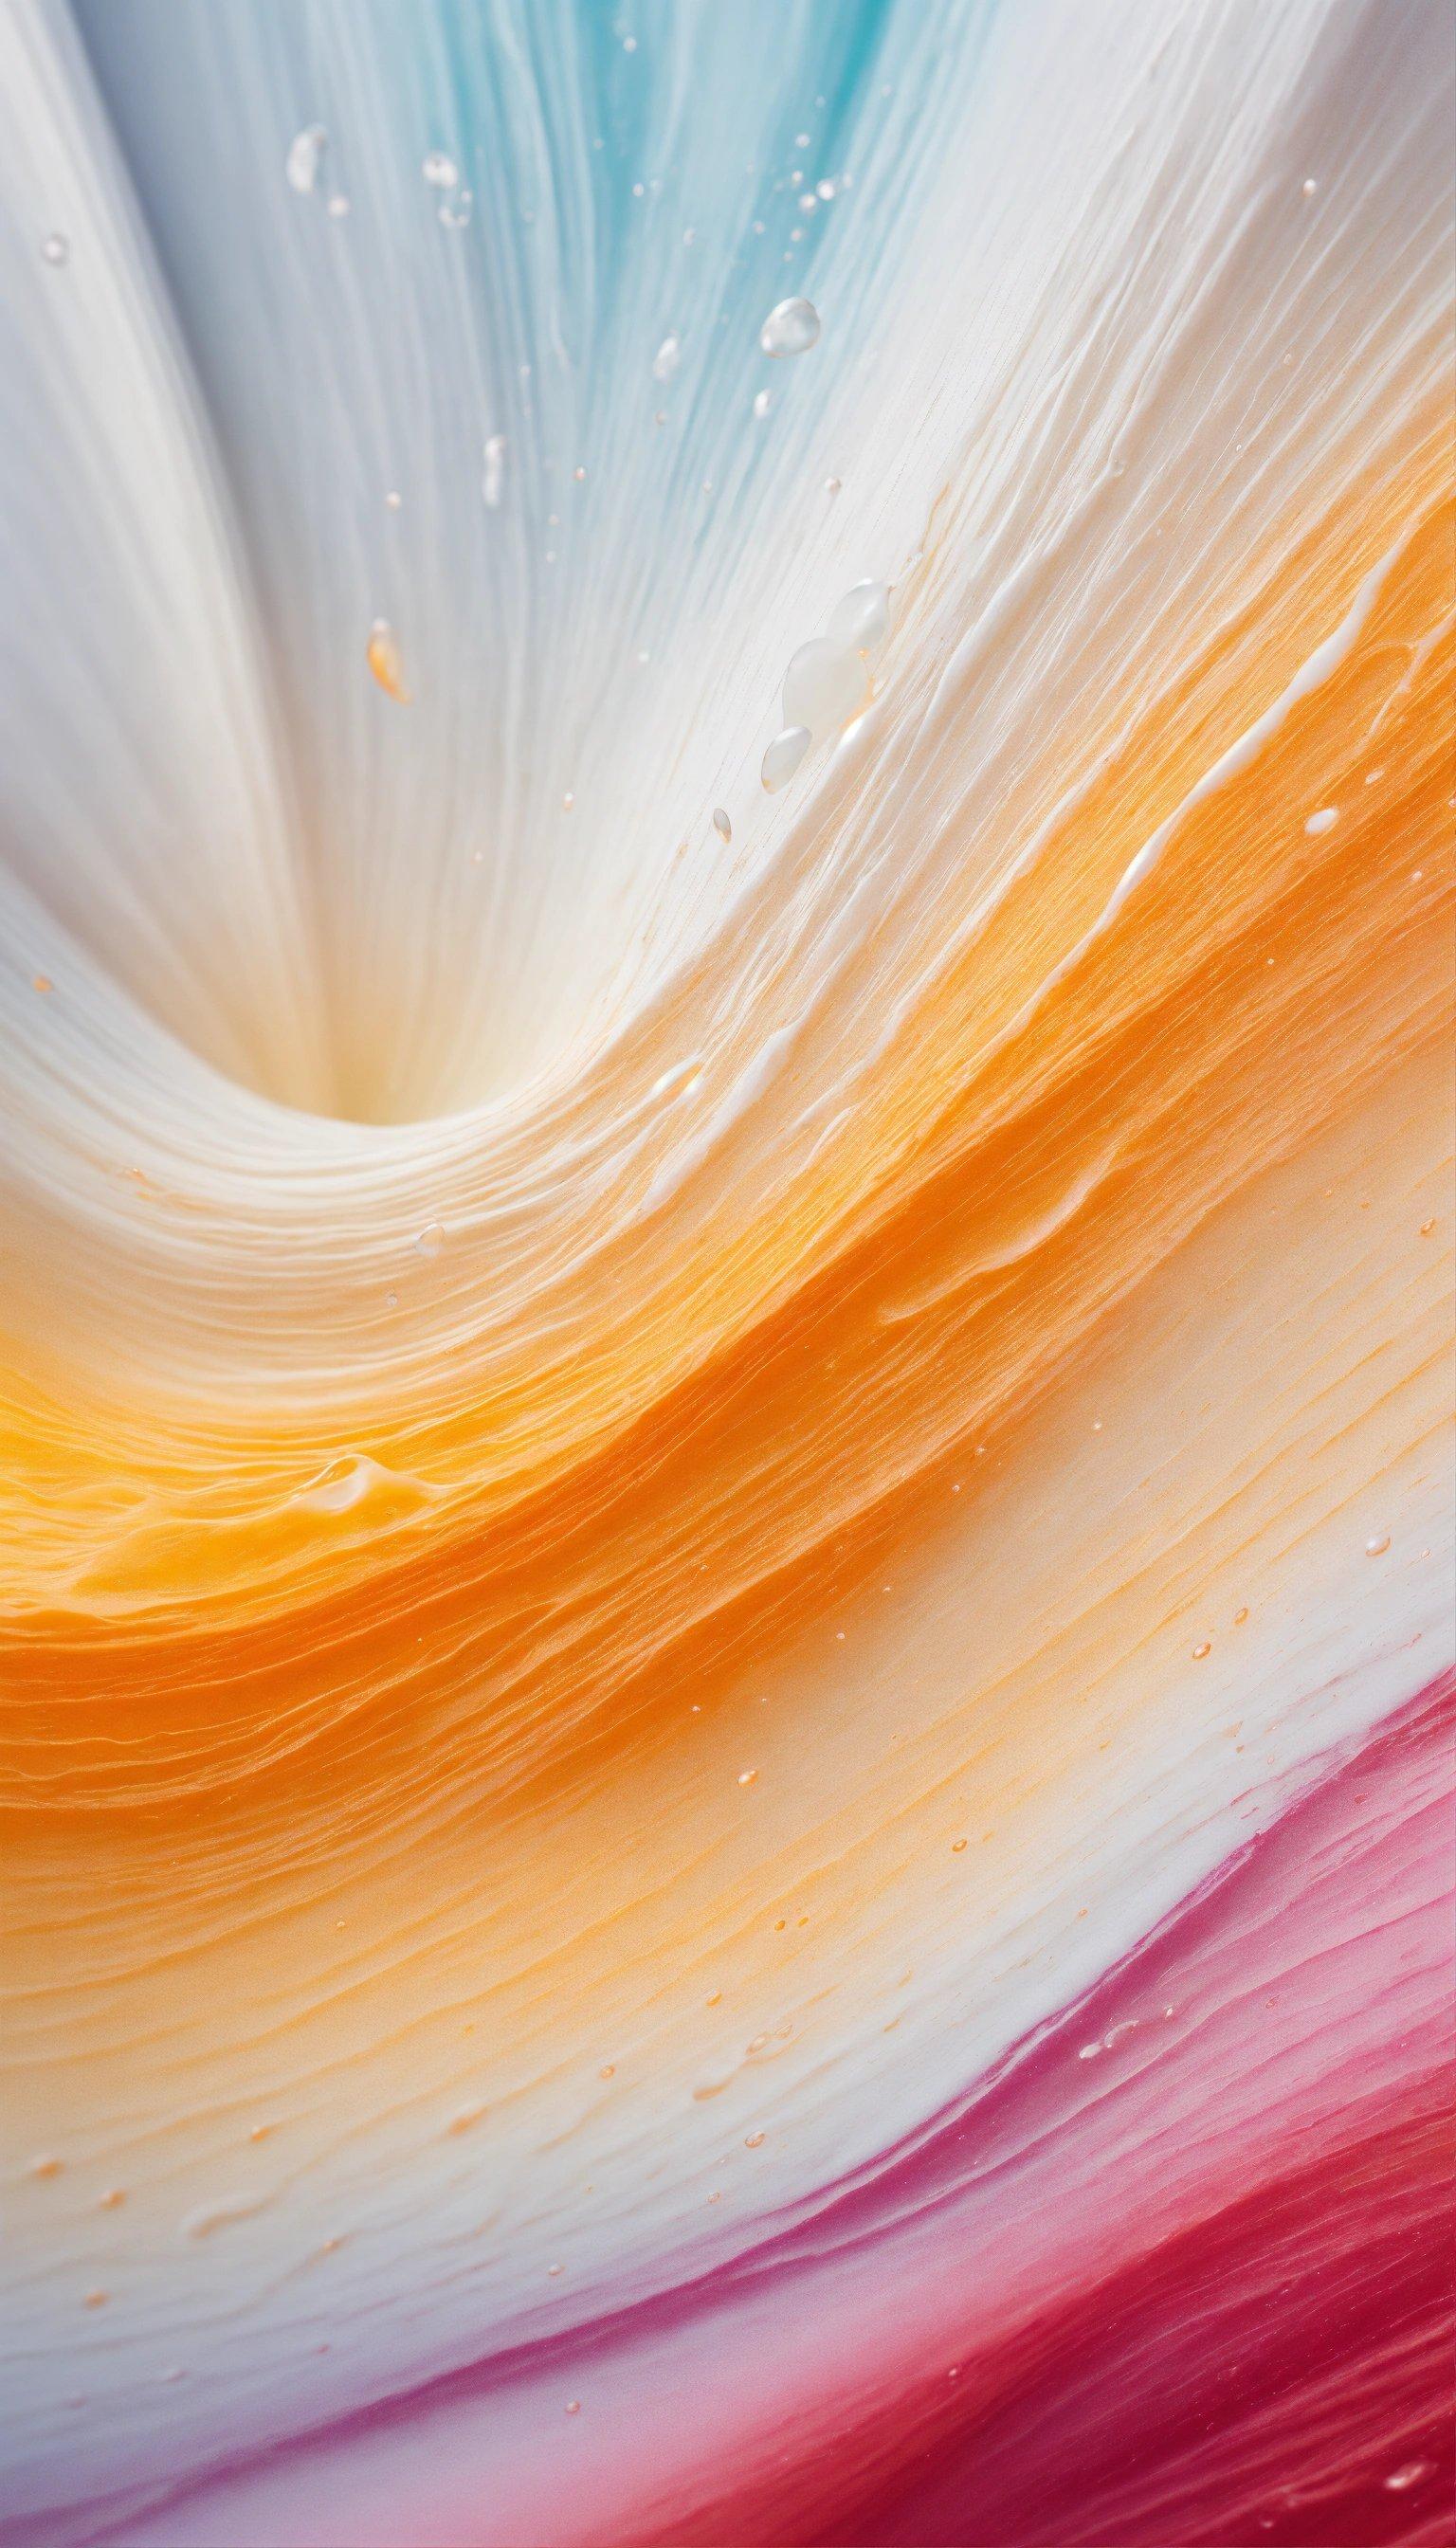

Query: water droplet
[1384,2462,1430,2492]
[753,388,773,420]
[439,192,472,230]
[548,2262,564,2277]
[482,434,507,508]
[31,2156,62,2178]
[366,619,410,701]
[327,192,351,219]
[1304,807,1338,835]
[286,126,326,195]
[652,331,682,383]
[951,1838,967,1853]
[823,475,842,498]
[816,179,836,201]
[422,151,459,190]
[412,1225,447,1265]
[828,580,890,654]
[782,636,866,737]
[737,1768,758,1787]
[1365,1533,1390,1556]
[761,725,810,792]
[297,1454,379,1516]
[384,489,402,511]
[31,974,52,994]
[744,2130,765,2148]
[565,2398,581,2414]
[759,296,820,357]
[41,232,70,266]
[599,2063,615,2080]
[99,2188,126,2209]
[797,193,817,214]
[573,464,587,482]
[1301,177,1319,196]
[712,808,732,845]
[1192,1640,1211,1659]
[83,2288,109,2309]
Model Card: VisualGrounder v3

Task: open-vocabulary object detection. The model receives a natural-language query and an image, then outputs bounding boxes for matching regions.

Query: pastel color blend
[1,2,1452,2543]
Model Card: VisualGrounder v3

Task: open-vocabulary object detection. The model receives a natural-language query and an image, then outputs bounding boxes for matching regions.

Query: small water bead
[31,2155,62,2178]
[1192,1640,1211,1660]
[565,2399,581,2415]
[744,2131,765,2148]
[782,636,866,737]
[758,296,820,357]
[753,389,773,421]
[83,2288,109,2309]
[824,475,842,497]
[573,464,587,482]
[798,193,817,213]
[712,808,732,844]
[828,579,890,654]
[422,151,459,190]
[327,193,351,219]
[1301,176,1319,196]
[737,1768,758,1787]
[1304,807,1338,834]
[413,1222,446,1258]
[1384,2462,1431,2494]
[384,489,402,511]
[1365,1533,1391,1556]
[816,178,836,200]
[482,433,507,508]
[366,619,410,701]
[439,192,473,230]
[651,331,682,383]
[41,232,70,266]
[297,1455,377,1516]
[761,725,810,792]
[285,125,326,194]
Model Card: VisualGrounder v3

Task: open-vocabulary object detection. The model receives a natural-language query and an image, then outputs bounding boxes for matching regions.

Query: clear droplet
[422,151,459,189]
[651,331,682,383]
[753,388,772,420]
[1384,2462,1430,2493]
[413,1222,446,1258]
[366,618,410,701]
[286,126,326,194]
[326,192,351,219]
[744,2130,765,2148]
[759,296,820,357]
[737,1768,758,1787]
[1304,807,1338,835]
[1365,1533,1391,1556]
[828,580,890,654]
[41,232,70,266]
[1192,1640,1211,1659]
[482,433,507,508]
[782,637,866,737]
[761,726,810,792]
[384,489,403,511]
[712,808,732,845]
[823,475,842,498]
